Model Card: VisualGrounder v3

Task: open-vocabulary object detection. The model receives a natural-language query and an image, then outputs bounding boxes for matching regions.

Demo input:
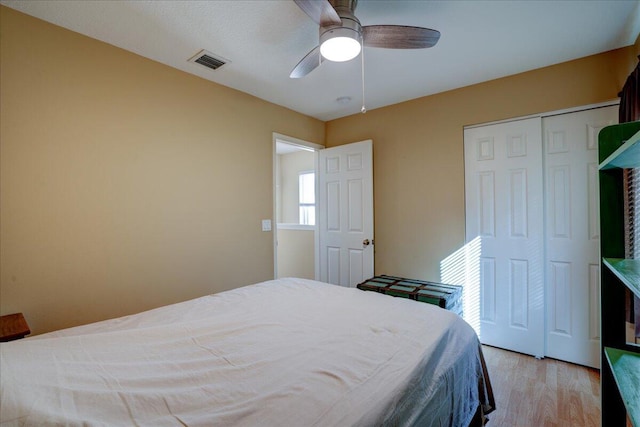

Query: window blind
[624,167,640,341]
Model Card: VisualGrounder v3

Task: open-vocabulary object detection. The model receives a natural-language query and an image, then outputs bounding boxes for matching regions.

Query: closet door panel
[464,117,544,358]
[543,105,617,368]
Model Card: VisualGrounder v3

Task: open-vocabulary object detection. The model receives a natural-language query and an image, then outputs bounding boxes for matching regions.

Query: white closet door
[543,105,617,368]
[464,117,545,357]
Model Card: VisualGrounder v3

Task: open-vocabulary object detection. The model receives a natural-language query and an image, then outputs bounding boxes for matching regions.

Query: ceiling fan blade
[293,0,341,27]
[363,25,440,49]
[290,46,323,79]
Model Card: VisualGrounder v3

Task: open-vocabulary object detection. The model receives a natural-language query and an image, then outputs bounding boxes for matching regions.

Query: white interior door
[543,105,617,368]
[318,140,374,287]
[464,117,545,358]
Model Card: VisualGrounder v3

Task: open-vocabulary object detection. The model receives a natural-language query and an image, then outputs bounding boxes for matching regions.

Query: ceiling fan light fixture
[320,27,361,62]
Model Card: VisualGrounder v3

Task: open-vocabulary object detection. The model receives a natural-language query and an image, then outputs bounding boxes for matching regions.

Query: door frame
[464,100,619,130]
[272,133,324,279]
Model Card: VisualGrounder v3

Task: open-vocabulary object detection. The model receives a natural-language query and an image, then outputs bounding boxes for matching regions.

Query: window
[624,168,640,258]
[299,172,315,225]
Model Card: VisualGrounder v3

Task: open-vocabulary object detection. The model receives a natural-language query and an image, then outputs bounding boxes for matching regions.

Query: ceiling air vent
[188,50,228,71]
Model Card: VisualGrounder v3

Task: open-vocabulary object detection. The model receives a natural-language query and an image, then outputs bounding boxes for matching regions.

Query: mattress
[0,278,494,426]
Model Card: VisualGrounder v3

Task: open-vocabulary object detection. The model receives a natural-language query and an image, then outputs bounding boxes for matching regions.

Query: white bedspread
[1,278,490,426]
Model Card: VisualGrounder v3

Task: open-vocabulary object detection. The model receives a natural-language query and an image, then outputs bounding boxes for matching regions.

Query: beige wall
[1,5,637,335]
[276,228,315,280]
[0,7,324,334]
[325,46,636,283]
[279,150,315,224]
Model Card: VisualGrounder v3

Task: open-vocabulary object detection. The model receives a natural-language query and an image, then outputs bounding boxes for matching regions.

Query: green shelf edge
[599,128,640,170]
[604,347,640,427]
[603,258,640,299]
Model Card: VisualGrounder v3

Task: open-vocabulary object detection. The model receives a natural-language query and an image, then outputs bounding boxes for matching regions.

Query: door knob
[363,239,371,246]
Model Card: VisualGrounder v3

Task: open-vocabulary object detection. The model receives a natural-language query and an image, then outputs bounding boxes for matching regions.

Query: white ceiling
[2,0,639,121]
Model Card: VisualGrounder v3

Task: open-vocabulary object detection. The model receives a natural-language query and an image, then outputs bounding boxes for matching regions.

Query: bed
[0,278,494,426]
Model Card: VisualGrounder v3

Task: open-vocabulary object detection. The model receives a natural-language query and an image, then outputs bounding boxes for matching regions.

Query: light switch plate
[261,219,272,232]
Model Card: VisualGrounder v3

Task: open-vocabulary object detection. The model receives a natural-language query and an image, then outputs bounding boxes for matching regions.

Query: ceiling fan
[290,0,440,78]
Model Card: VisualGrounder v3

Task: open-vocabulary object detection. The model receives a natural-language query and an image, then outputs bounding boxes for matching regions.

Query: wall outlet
[261,219,272,232]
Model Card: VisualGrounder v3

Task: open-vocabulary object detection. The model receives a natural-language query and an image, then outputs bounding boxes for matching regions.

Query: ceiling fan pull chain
[361,46,366,114]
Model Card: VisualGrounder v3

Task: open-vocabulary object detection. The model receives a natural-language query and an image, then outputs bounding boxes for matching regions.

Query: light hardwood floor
[482,345,601,427]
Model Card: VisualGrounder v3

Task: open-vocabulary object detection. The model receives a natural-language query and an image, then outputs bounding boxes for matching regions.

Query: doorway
[273,134,323,280]
[273,135,375,287]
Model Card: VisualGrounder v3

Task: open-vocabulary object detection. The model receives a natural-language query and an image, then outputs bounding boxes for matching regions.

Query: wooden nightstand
[0,313,31,342]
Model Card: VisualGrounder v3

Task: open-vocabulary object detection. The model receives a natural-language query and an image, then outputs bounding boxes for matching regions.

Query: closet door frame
[463,100,619,364]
